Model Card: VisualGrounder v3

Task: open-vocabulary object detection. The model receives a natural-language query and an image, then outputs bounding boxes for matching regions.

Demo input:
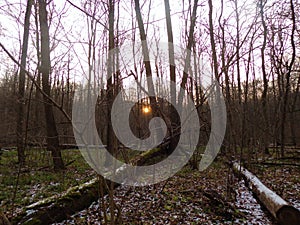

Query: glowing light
[142,106,151,114]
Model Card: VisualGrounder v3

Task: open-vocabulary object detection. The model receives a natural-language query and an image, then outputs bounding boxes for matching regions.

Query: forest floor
[0,148,299,224]
[0,149,96,217]
[251,150,300,210]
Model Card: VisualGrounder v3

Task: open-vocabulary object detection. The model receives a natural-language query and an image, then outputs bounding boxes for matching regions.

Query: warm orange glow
[142,106,151,114]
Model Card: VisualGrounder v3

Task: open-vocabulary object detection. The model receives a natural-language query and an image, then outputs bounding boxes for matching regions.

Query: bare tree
[134,0,156,100]
[178,0,198,108]
[234,0,242,104]
[258,0,270,154]
[134,0,164,144]
[106,0,117,167]
[16,0,33,165]
[280,0,296,156]
[164,0,178,152]
[38,0,64,170]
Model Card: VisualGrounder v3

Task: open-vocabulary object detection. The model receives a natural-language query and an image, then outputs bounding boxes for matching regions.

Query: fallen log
[12,147,165,225]
[233,162,300,225]
[12,178,102,225]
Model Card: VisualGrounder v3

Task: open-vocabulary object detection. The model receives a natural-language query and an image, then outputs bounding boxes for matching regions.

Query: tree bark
[164,0,175,106]
[38,0,64,170]
[163,0,179,154]
[258,0,270,154]
[105,0,117,168]
[134,0,163,142]
[233,162,300,225]
[177,0,198,108]
[16,0,33,165]
[134,0,155,96]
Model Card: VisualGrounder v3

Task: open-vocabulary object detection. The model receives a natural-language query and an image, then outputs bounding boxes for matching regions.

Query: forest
[0,0,299,224]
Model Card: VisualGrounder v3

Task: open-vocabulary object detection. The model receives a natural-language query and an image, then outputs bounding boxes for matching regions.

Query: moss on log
[13,178,100,225]
[233,162,300,225]
[132,147,162,166]
[13,147,166,224]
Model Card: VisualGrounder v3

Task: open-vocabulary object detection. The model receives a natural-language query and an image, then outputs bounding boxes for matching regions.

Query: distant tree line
[0,0,299,171]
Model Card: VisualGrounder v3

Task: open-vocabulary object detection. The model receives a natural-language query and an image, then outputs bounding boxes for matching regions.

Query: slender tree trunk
[242,34,255,158]
[16,0,33,165]
[106,0,116,169]
[164,0,178,153]
[258,0,270,154]
[207,0,221,89]
[208,0,225,158]
[234,0,242,105]
[134,0,164,144]
[289,76,300,146]
[164,0,175,106]
[280,0,296,157]
[134,0,155,98]
[34,1,42,140]
[106,1,118,222]
[178,0,198,108]
[38,0,64,170]
[218,0,234,153]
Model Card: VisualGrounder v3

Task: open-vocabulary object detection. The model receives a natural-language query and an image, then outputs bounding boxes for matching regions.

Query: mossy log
[132,147,162,166]
[233,162,300,225]
[12,147,165,225]
[13,178,102,225]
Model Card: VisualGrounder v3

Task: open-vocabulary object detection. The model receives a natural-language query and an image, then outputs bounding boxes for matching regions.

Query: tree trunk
[289,76,300,146]
[207,0,224,162]
[34,1,42,139]
[134,0,156,97]
[134,0,163,142]
[258,0,270,155]
[233,162,300,225]
[105,0,116,168]
[38,0,64,170]
[234,0,242,105]
[163,0,178,154]
[280,0,296,157]
[177,0,198,108]
[16,0,33,165]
